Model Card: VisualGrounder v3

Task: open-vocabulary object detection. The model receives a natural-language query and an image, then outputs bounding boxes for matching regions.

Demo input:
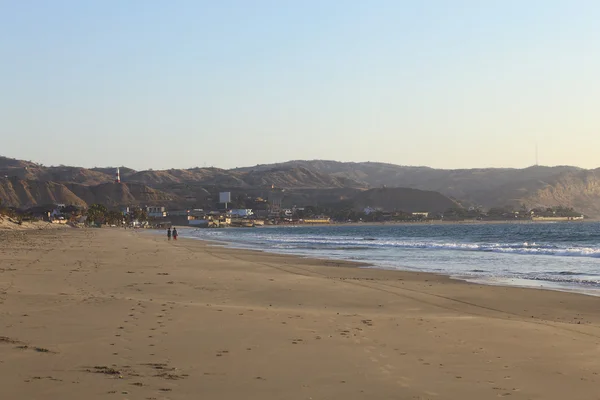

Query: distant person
[172,227,178,241]
[167,227,172,241]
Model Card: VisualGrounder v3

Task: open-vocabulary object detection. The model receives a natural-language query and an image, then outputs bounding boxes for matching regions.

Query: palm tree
[86,204,108,225]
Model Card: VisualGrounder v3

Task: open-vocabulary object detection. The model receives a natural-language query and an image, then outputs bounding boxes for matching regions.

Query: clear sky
[1,1,599,170]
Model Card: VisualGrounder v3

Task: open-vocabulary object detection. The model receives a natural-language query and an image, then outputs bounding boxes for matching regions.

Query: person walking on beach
[167,227,172,241]
[172,227,178,241]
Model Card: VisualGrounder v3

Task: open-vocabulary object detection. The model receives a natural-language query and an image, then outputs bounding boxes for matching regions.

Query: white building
[50,209,62,219]
[412,212,429,218]
[363,207,379,215]
[228,209,254,217]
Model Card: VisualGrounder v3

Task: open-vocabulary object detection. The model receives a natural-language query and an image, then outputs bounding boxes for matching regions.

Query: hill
[0,156,39,170]
[351,187,461,213]
[127,168,248,187]
[519,168,600,217]
[0,177,87,208]
[1,158,115,186]
[236,160,582,205]
[236,161,597,215]
[2,156,600,217]
[0,177,173,209]
[91,166,137,177]
[65,182,175,207]
[241,166,363,189]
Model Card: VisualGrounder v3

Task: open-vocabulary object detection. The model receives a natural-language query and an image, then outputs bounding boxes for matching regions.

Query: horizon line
[0,154,595,172]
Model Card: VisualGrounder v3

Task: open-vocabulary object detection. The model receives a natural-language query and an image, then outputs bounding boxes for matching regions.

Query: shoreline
[239,219,593,228]
[179,228,600,298]
[168,218,594,234]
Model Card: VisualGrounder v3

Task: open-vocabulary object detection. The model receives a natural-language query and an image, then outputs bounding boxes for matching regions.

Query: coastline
[2,228,600,399]
[179,225,600,298]
[246,219,593,228]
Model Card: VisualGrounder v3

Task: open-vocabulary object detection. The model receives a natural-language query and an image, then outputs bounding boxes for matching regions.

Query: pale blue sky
[1,1,599,170]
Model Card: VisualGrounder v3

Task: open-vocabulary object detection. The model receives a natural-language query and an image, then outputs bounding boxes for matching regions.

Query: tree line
[86,204,148,226]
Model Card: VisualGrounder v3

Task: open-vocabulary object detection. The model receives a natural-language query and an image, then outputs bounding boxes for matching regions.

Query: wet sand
[1,228,600,399]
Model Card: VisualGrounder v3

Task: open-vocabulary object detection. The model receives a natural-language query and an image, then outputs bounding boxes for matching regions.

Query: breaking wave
[235,235,600,259]
[186,223,600,293]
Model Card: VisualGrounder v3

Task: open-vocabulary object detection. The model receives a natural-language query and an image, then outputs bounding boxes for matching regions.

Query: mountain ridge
[1,156,598,217]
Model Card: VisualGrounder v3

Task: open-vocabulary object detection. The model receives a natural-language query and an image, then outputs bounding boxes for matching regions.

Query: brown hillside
[66,183,176,207]
[1,162,114,186]
[236,160,600,216]
[0,177,87,208]
[3,156,600,216]
[242,167,363,189]
[520,169,600,217]
[0,156,39,169]
[91,167,137,179]
[127,168,247,187]
[0,177,174,209]
[34,167,114,185]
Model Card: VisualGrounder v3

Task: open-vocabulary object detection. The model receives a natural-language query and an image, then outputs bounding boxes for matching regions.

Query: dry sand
[1,228,600,400]
[0,216,67,231]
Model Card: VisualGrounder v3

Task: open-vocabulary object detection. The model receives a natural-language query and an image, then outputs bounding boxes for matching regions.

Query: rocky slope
[0,177,87,208]
[519,169,600,217]
[0,177,173,209]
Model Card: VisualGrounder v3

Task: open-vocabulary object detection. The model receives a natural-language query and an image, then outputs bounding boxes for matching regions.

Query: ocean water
[183,222,600,295]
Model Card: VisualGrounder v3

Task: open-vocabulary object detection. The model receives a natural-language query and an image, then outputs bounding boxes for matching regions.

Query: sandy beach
[1,228,600,399]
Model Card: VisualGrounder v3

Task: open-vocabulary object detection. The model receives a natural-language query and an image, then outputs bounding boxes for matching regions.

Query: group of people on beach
[167,227,178,241]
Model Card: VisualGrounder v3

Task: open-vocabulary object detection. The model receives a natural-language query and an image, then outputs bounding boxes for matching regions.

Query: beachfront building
[165,209,206,225]
[412,212,429,218]
[228,209,254,217]
[189,211,227,228]
[302,217,331,224]
[50,209,62,219]
[363,207,383,215]
[167,209,205,217]
[531,215,584,221]
[146,206,167,218]
[167,210,189,217]
[268,190,284,214]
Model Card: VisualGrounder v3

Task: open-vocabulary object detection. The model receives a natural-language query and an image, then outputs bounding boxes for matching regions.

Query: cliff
[0,177,172,209]
[520,169,600,217]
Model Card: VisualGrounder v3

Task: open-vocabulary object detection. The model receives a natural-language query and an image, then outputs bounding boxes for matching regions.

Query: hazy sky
[1,1,599,170]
